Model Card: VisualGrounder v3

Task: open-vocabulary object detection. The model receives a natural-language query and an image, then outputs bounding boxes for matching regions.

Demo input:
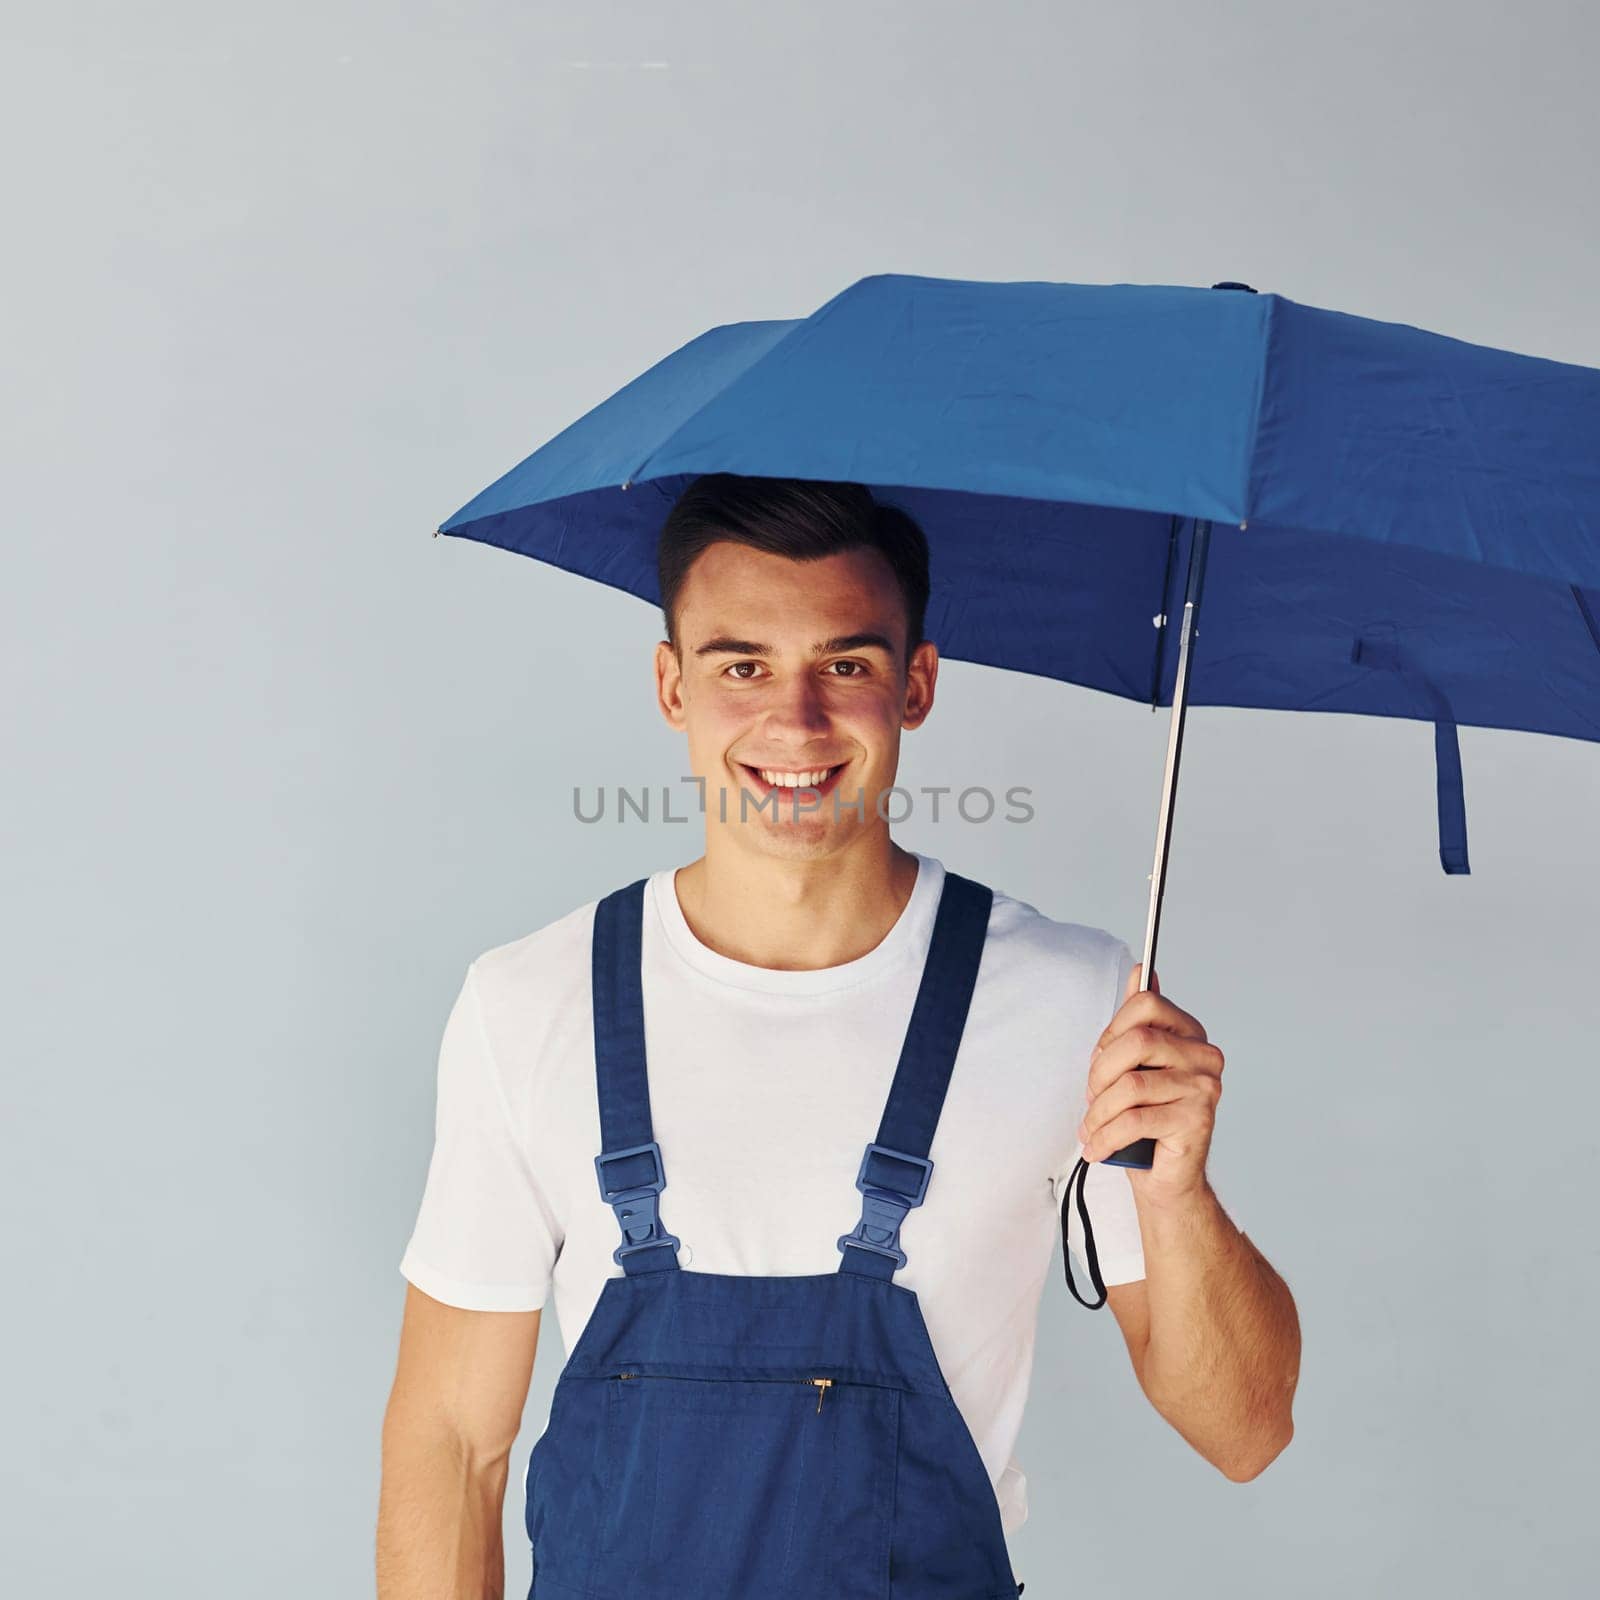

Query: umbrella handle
[1105,516,1213,1172]
[1101,1069,1157,1169]
[1101,1135,1156,1169]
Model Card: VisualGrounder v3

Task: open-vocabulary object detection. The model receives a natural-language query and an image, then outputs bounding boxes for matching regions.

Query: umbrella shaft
[1141,519,1212,993]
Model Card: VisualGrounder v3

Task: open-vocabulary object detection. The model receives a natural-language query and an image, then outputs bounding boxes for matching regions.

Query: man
[377,475,1300,1597]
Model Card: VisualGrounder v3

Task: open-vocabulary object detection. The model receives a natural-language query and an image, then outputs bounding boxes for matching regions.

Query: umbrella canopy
[437,270,1600,1242]
[438,273,1600,881]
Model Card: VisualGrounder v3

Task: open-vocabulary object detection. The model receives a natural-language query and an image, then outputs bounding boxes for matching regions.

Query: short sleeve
[399,962,561,1311]
[1051,936,1147,1286]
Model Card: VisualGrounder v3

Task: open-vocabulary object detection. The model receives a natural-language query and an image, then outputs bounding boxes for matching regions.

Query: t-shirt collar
[648,851,946,995]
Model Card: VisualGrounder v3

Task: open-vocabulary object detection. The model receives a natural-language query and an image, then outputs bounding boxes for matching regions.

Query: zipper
[616,1370,838,1413]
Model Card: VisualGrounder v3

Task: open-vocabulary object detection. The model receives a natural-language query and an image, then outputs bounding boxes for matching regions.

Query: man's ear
[901,639,939,730]
[655,639,687,729]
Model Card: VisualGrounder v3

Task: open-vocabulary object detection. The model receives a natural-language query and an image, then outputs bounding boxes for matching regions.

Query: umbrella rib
[1572,584,1600,660]
[1149,514,1182,710]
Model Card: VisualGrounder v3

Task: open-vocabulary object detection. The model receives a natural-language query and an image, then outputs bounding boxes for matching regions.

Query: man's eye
[722,660,866,680]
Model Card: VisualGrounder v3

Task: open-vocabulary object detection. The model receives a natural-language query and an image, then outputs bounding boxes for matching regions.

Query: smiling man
[377,475,1300,1599]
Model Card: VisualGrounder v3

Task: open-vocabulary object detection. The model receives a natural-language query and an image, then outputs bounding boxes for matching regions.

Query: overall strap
[838,870,995,1281]
[591,878,682,1275]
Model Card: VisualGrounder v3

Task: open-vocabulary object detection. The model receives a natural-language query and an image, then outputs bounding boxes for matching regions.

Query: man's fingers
[1096,980,1207,1055]
[1086,1024,1221,1102]
[1126,960,1161,998]
[1081,1102,1188,1163]
[1079,1063,1187,1143]
[1079,1066,1221,1160]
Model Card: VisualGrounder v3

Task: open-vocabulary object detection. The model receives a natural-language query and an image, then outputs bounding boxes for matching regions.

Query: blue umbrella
[434,273,1600,1305]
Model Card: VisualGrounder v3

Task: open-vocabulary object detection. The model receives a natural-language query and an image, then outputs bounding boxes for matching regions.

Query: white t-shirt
[400,850,1146,1536]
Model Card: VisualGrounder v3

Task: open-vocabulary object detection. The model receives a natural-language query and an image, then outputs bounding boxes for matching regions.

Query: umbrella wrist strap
[1061,1155,1107,1310]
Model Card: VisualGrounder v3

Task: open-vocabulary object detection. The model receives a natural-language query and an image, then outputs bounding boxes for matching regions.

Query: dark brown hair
[656,475,930,663]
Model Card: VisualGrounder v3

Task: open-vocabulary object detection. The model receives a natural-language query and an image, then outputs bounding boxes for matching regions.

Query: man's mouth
[736,761,849,800]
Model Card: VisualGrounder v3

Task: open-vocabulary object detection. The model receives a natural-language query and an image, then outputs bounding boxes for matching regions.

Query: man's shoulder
[465,876,629,1008]
[981,879,1128,982]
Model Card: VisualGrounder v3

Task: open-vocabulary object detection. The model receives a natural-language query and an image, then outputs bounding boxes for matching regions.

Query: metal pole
[1102,517,1212,1169]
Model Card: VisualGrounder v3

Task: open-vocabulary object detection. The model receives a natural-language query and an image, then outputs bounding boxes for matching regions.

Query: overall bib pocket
[595,1368,899,1599]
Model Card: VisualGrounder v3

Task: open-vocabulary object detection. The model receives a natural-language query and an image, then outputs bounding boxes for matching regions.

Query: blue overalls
[523,868,1026,1599]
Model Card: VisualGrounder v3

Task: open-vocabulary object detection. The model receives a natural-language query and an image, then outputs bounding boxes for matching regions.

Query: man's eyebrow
[693,636,772,658]
[693,632,897,658]
[812,632,897,657]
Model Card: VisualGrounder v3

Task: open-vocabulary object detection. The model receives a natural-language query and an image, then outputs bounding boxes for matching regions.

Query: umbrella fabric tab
[1353,629,1470,875]
[1432,722,1469,876]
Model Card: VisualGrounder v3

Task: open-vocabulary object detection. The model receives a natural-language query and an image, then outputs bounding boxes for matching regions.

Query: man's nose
[764,673,831,737]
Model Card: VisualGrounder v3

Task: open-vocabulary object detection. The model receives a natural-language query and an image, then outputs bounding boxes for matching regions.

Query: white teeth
[757,766,836,788]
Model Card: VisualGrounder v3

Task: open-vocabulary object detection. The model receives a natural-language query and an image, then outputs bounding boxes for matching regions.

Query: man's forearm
[377,1412,509,1600]
[1134,1180,1300,1481]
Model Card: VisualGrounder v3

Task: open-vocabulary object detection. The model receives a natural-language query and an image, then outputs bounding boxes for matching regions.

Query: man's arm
[1080,958,1299,1483]
[1105,1186,1299,1482]
[377,1284,542,1600]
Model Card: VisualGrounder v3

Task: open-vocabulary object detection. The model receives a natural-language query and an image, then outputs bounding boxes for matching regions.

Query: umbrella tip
[1211,281,1257,293]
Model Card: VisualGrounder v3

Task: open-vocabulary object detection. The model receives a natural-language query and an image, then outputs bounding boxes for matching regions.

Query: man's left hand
[1076,961,1224,1207]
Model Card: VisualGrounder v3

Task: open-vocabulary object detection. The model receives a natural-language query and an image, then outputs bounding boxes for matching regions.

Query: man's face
[655,541,938,863]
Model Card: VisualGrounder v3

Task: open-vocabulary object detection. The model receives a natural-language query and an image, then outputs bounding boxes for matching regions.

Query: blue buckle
[594,1141,681,1265]
[836,1143,933,1269]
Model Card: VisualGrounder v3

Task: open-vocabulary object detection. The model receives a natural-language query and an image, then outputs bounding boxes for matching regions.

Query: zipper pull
[810,1377,832,1414]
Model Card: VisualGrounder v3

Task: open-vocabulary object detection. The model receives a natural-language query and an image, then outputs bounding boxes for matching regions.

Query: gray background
[4,2,1597,1594]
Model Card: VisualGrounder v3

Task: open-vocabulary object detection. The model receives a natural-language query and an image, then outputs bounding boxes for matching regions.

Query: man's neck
[671,838,922,972]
